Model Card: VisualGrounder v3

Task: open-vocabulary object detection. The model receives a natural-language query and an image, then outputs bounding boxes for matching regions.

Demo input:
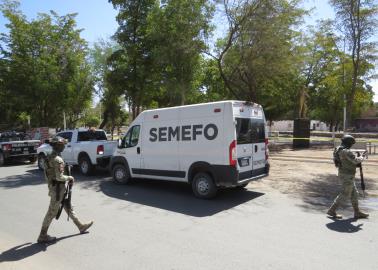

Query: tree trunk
[99,109,109,129]
[346,97,353,130]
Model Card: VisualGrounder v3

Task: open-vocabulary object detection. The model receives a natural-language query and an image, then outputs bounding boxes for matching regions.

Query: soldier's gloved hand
[68,176,75,185]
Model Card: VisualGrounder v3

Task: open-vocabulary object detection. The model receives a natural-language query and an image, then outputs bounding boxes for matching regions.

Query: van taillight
[97,145,104,155]
[265,138,269,160]
[229,140,237,167]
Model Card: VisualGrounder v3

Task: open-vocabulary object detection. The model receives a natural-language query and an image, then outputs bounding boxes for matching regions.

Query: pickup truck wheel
[0,151,4,167]
[112,164,130,184]
[192,172,217,199]
[37,154,45,170]
[79,156,94,175]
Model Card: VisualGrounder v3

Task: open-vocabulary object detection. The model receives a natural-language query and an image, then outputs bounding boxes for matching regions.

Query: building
[269,120,329,132]
[355,118,378,132]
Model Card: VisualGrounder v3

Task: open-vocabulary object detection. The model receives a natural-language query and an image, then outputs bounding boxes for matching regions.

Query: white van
[110,101,269,198]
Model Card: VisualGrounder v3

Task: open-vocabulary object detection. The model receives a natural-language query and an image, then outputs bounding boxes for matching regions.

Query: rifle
[353,150,367,197]
[358,163,366,197]
[55,165,73,220]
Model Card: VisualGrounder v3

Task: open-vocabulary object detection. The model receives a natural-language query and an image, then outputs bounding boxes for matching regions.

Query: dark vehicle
[0,131,40,166]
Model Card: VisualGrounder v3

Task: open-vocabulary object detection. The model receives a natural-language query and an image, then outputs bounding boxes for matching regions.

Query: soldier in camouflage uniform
[37,136,93,243]
[327,135,369,219]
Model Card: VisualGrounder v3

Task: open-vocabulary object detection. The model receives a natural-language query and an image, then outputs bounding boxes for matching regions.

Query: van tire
[112,164,130,184]
[236,183,249,189]
[79,155,94,175]
[0,151,5,167]
[192,172,217,199]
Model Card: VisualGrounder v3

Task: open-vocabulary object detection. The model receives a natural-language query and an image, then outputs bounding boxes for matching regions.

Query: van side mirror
[44,139,50,144]
[118,137,128,148]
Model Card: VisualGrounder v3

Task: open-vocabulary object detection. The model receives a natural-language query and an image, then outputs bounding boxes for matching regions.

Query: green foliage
[147,0,215,106]
[0,0,93,129]
[108,0,215,119]
[88,39,124,129]
[85,115,101,128]
[215,0,306,120]
[1,0,376,131]
[108,0,158,119]
[329,0,378,127]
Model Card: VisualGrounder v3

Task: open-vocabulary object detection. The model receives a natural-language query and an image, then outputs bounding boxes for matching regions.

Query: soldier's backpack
[333,146,343,168]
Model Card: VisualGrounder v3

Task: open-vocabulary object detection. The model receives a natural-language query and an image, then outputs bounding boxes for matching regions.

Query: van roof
[142,100,262,113]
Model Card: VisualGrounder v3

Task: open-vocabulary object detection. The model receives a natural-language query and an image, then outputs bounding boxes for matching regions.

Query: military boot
[79,221,94,234]
[327,205,342,219]
[353,206,369,219]
[37,228,56,243]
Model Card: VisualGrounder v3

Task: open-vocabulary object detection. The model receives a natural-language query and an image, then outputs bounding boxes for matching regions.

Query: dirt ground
[251,148,378,214]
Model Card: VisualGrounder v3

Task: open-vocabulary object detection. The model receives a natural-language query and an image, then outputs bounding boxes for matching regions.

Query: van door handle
[137,147,140,154]
[67,145,71,148]
[254,145,258,152]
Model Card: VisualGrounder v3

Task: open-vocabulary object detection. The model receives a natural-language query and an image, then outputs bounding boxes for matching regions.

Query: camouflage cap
[49,136,67,145]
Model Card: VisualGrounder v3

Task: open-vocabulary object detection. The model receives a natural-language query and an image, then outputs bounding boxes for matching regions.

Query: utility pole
[342,37,346,133]
[327,33,347,133]
[63,111,66,130]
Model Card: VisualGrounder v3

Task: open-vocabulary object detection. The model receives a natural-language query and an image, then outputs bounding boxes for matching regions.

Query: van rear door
[234,103,266,180]
[250,118,266,175]
[235,117,253,180]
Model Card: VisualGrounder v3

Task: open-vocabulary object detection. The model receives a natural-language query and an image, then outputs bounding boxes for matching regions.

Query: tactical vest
[44,153,57,185]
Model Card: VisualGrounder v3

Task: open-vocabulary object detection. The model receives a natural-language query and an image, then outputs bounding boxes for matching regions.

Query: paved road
[0,162,377,270]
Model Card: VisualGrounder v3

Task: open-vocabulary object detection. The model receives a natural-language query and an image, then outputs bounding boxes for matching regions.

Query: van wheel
[0,151,5,167]
[236,183,249,189]
[37,154,45,170]
[79,155,94,175]
[112,164,130,184]
[192,172,217,199]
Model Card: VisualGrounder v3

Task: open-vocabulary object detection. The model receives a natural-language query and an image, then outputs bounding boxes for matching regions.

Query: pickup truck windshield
[77,131,107,142]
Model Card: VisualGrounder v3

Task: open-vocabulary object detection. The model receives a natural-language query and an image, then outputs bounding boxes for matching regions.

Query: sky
[0,0,377,102]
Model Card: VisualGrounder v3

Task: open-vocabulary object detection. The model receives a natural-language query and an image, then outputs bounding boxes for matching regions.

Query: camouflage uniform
[37,137,93,243]
[327,142,369,219]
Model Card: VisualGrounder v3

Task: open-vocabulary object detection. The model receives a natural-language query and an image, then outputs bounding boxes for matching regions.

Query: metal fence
[268,132,378,155]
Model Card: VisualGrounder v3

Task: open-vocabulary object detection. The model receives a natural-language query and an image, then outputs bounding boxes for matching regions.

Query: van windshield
[236,118,265,144]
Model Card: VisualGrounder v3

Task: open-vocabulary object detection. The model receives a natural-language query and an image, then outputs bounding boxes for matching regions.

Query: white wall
[269,120,329,132]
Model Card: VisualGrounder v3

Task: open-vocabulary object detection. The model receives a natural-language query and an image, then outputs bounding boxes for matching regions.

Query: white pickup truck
[37,128,117,175]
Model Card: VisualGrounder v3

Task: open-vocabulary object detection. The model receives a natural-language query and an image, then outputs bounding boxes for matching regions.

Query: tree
[330,0,378,128]
[108,0,158,120]
[147,0,215,106]
[0,0,93,128]
[88,38,124,129]
[208,0,306,120]
[190,57,230,103]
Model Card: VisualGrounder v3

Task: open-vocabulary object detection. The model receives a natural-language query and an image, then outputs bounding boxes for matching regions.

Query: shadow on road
[0,233,82,262]
[2,160,34,167]
[98,179,264,217]
[0,168,44,189]
[295,173,377,213]
[326,217,363,233]
[0,166,110,189]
